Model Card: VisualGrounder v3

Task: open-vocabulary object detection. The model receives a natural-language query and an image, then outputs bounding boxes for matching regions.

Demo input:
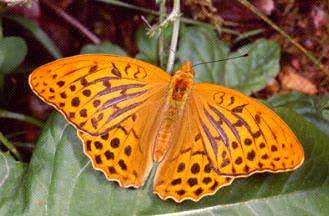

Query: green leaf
[177,27,280,94]
[0,36,27,74]
[4,108,329,215]
[135,26,159,65]
[0,54,4,88]
[135,24,175,68]
[0,49,4,69]
[268,92,329,136]
[318,94,329,121]
[80,42,127,56]
[156,0,164,4]
[178,26,229,84]
[224,39,281,94]
[233,28,264,43]
[0,152,26,216]
[6,15,62,59]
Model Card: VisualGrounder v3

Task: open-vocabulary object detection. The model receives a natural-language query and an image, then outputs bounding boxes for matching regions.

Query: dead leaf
[280,66,318,94]
[266,78,280,94]
[253,0,275,15]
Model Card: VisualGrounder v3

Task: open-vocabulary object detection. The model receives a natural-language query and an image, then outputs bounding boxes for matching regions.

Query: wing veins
[70,81,145,110]
[98,100,146,132]
[82,90,147,129]
[203,109,230,152]
[98,90,147,112]
[209,104,242,144]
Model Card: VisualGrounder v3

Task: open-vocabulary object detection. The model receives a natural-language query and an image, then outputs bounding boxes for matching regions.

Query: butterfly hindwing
[192,83,304,177]
[78,94,165,188]
[29,54,171,136]
[153,102,234,202]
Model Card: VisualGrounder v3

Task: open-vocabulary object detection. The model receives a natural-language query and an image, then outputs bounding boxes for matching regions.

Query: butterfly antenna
[192,53,249,68]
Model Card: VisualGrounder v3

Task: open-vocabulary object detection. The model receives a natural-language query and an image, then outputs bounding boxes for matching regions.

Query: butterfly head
[176,60,195,77]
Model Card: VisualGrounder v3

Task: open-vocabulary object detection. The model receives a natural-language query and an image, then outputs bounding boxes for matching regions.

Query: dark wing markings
[209,104,241,144]
[99,100,145,133]
[98,90,147,112]
[203,108,229,149]
[199,118,219,164]
[77,83,145,111]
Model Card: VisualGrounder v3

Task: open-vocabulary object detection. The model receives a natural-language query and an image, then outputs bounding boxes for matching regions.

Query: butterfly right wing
[153,100,234,202]
[192,83,304,177]
[153,83,304,202]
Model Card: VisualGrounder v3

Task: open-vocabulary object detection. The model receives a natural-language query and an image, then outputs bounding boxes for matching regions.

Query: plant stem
[166,0,180,73]
[158,0,166,68]
[41,0,101,44]
[0,109,44,128]
[0,132,22,161]
[237,0,328,76]
[13,142,34,149]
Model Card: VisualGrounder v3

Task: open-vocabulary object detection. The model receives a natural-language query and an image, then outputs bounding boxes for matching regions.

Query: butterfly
[29,54,304,202]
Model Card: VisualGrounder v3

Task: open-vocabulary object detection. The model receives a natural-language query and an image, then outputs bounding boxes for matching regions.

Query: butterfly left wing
[77,92,165,188]
[29,54,171,188]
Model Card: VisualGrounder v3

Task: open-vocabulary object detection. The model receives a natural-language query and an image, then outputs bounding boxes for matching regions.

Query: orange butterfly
[29,54,304,202]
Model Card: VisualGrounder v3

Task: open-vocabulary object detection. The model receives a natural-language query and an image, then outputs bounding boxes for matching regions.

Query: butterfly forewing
[192,83,304,177]
[29,55,171,136]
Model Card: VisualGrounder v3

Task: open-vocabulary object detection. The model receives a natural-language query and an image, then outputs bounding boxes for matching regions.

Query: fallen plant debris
[280,66,318,94]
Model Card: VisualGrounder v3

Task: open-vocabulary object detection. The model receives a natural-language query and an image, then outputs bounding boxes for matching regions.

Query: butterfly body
[29,54,304,203]
[154,61,195,161]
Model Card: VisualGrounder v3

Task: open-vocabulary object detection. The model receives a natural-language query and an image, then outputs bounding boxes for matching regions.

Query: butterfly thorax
[153,61,194,162]
[170,61,194,104]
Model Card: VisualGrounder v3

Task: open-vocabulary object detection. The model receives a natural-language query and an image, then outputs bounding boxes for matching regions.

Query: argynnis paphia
[29,54,304,202]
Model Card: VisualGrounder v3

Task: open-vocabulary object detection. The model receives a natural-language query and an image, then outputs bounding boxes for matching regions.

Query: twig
[148,6,181,37]
[40,0,101,44]
[140,15,152,29]
[237,0,328,77]
[0,131,22,161]
[96,0,239,35]
[158,0,166,68]
[166,0,180,73]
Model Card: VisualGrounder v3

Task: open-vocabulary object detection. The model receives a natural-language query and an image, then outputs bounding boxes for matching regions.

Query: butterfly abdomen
[154,120,174,162]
